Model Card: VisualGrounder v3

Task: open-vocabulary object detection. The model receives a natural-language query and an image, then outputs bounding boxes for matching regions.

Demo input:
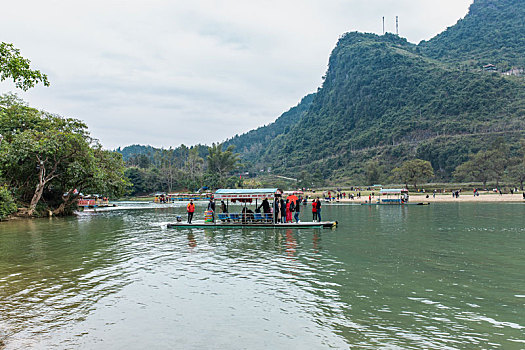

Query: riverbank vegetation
[0,94,129,218]
[119,143,241,196]
[1,43,128,219]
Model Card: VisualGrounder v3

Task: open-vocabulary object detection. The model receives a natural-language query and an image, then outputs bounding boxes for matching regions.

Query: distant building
[483,64,497,71]
[503,68,524,76]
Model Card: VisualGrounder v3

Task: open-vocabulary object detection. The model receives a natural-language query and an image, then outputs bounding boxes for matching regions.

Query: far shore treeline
[1,0,525,220]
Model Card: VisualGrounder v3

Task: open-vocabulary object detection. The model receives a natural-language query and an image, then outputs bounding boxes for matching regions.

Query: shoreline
[318,193,525,203]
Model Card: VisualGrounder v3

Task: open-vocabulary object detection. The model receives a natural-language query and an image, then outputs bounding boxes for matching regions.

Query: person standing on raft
[312,200,318,222]
[286,199,293,223]
[294,197,301,223]
[316,198,322,222]
[187,199,195,224]
[207,198,216,222]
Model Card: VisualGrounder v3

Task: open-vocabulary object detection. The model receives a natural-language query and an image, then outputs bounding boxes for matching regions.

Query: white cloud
[0,0,473,149]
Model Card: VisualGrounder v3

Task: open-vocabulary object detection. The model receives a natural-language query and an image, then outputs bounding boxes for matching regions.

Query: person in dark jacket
[207,198,216,222]
[316,198,322,222]
[261,198,271,213]
[294,197,301,223]
[220,200,228,213]
[274,199,280,223]
[280,197,286,223]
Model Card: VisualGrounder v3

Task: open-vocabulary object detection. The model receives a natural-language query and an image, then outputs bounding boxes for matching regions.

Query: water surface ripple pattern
[0,202,523,349]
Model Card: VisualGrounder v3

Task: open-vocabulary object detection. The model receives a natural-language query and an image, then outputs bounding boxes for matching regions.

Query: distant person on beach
[316,198,322,222]
[187,199,195,224]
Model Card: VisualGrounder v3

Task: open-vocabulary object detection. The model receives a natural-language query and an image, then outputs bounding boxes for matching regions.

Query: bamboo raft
[167,221,338,229]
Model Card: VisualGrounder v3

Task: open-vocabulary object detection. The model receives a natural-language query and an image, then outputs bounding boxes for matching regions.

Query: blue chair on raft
[253,213,263,222]
[229,213,241,222]
[218,213,229,222]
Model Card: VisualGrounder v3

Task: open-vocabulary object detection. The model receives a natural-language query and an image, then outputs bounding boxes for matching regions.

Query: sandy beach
[312,193,525,204]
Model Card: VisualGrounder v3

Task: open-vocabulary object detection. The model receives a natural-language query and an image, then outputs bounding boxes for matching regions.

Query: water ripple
[0,203,523,349]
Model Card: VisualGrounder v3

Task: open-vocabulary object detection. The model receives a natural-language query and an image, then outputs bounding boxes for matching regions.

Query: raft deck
[167,221,337,229]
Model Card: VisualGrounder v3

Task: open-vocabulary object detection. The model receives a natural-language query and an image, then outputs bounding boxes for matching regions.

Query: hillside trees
[453,138,510,188]
[120,143,242,194]
[216,3,525,184]
[185,147,204,190]
[206,143,240,187]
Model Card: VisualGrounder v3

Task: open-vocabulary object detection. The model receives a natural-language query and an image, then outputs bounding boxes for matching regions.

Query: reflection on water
[0,203,524,349]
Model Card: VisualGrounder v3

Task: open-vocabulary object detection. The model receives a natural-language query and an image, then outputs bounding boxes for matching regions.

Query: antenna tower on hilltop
[396,16,399,35]
[382,16,385,35]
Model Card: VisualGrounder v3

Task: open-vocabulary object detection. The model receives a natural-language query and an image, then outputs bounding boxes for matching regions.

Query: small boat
[77,195,116,209]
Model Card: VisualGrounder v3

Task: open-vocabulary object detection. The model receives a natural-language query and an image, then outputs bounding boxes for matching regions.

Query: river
[0,202,523,349]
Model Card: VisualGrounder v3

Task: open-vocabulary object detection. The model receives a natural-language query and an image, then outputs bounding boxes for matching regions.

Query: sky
[1,0,473,149]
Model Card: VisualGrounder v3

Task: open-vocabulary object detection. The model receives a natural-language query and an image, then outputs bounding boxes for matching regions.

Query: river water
[0,202,523,349]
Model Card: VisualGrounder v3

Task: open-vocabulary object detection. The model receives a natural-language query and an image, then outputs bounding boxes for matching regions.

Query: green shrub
[0,185,17,220]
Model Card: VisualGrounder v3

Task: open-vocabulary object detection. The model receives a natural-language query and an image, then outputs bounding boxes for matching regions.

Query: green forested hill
[222,0,525,184]
[418,0,525,70]
[120,0,524,186]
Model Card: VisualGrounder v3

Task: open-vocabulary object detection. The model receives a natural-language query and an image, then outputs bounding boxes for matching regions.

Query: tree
[184,147,204,190]
[206,143,240,187]
[1,42,49,90]
[185,147,204,181]
[126,154,151,169]
[392,159,434,190]
[507,139,525,190]
[0,113,91,215]
[365,160,382,185]
[0,96,128,216]
[158,148,179,192]
[454,155,492,188]
[453,139,509,188]
[50,145,129,215]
